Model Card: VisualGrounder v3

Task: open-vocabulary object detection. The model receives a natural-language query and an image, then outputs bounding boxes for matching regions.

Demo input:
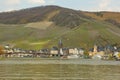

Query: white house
[50,49,59,56]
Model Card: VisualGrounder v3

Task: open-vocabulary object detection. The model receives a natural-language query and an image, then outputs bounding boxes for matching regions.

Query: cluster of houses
[89,44,120,60]
[0,41,120,60]
[1,44,84,59]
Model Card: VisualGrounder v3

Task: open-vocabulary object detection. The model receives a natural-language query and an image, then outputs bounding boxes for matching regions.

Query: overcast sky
[0,0,120,12]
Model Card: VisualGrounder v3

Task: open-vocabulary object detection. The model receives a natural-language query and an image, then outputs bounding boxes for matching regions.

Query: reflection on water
[0,58,120,80]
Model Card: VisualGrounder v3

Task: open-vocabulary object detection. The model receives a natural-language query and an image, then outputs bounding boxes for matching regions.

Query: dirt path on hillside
[107,28,120,37]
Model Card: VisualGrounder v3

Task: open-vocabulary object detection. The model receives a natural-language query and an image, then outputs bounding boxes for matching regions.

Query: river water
[0,58,120,80]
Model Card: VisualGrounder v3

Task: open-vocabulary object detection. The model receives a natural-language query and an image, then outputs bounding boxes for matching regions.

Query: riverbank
[0,58,120,65]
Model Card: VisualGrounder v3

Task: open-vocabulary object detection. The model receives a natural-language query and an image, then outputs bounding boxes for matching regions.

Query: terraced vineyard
[0,6,120,49]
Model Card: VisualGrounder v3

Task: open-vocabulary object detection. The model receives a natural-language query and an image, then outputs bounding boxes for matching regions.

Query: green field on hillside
[0,19,120,50]
[48,21,120,48]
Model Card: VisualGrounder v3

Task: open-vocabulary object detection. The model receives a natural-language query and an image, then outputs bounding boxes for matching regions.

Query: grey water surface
[0,58,120,80]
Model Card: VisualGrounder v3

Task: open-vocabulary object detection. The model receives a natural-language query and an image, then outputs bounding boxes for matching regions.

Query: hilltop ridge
[0,5,90,28]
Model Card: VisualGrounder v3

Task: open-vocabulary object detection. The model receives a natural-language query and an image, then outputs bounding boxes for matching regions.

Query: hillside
[83,12,120,28]
[0,5,120,49]
[0,23,71,49]
[0,6,90,28]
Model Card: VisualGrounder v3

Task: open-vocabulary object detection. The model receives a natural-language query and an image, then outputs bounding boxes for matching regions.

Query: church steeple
[58,39,63,48]
[58,39,64,56]
[93,44,98,54]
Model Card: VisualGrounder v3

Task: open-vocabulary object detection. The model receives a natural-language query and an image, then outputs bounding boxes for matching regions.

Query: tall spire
[93,44,98,53]
[58,39,63,48]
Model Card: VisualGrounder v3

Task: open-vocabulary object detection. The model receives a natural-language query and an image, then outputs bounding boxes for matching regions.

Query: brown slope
[0,5,90,28]
[83,12,120,22]
[83,12,120,28]
[0,6,60,24]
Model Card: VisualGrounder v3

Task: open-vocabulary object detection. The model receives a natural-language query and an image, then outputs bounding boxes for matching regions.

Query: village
[0,40,120,61]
